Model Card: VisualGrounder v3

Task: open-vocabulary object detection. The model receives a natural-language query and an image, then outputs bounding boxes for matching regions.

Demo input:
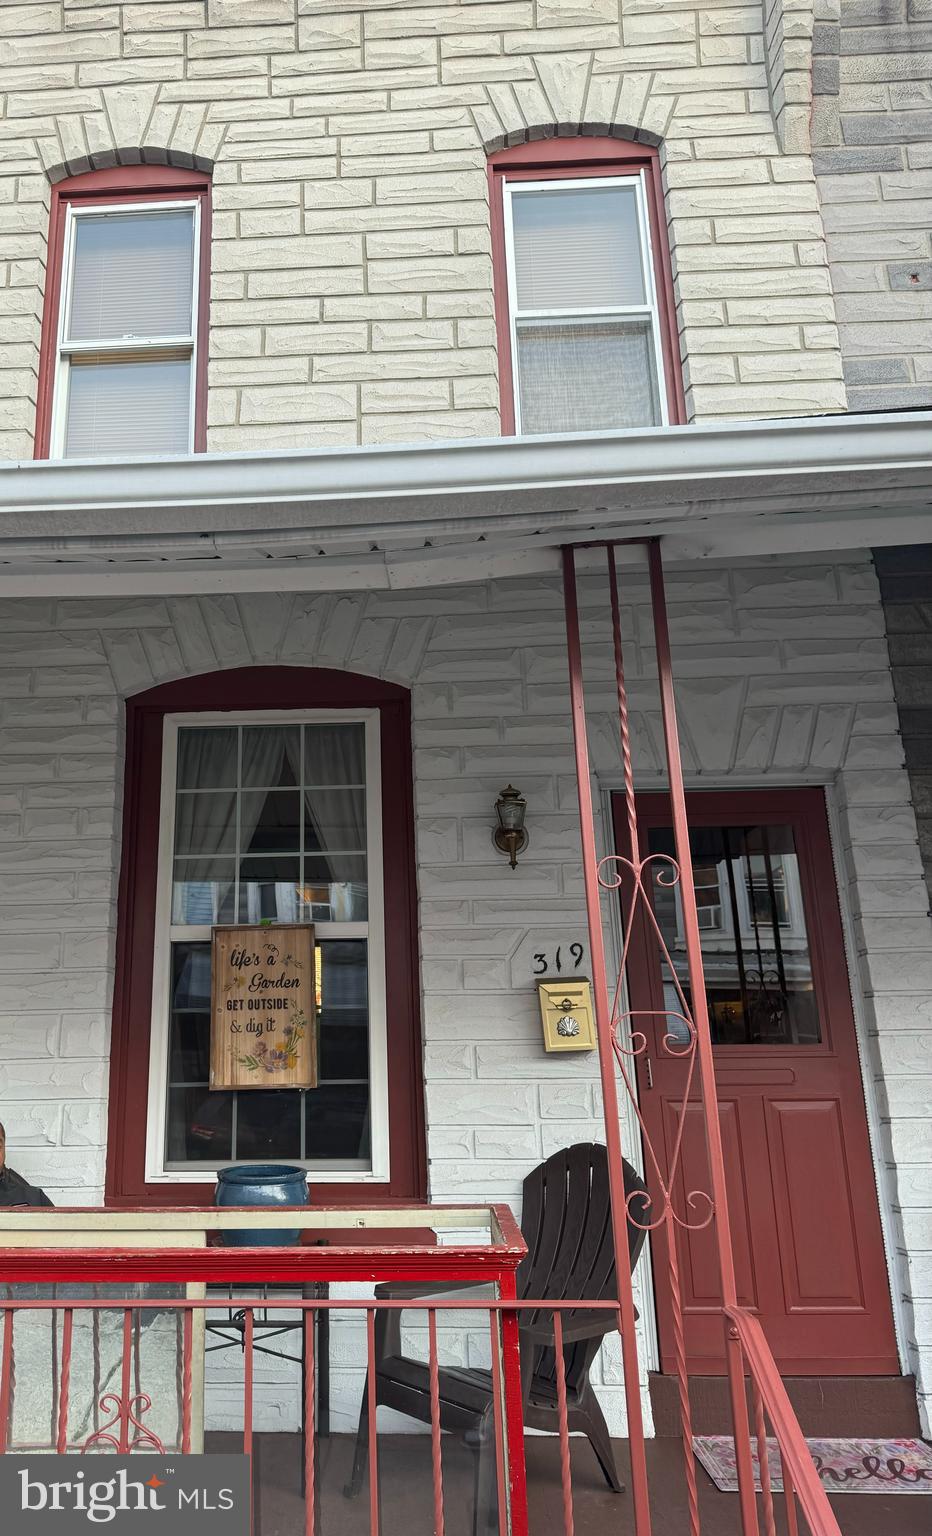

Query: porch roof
[0,409,929,596]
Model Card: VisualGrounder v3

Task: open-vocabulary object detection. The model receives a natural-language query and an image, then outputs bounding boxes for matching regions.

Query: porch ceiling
[0,410,929,596]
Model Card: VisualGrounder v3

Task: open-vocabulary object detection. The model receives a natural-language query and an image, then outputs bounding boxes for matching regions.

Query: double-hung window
[491,141,681,435]
[38,167,209,459]
[108,670,424,1205]
[149,711,387,1183]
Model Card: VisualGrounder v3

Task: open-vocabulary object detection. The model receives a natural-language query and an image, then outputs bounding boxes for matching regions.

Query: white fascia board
[0,506,929,602]
[0,412,930,547]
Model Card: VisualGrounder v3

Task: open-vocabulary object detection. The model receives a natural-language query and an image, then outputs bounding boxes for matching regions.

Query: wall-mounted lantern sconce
[493,784,528,869]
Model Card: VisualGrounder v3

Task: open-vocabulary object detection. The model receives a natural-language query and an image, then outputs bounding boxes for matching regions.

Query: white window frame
[50,198,201,460]
[144,708,389,1186]
[501,171,669,436]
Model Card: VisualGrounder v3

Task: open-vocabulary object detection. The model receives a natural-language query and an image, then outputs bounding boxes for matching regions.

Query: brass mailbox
[538,979,596,1053]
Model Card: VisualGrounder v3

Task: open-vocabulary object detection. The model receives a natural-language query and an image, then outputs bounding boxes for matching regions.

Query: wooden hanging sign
[210,924,318,1091]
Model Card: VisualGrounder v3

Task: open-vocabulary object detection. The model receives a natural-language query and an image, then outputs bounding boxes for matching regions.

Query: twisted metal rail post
[562,544,654,1536]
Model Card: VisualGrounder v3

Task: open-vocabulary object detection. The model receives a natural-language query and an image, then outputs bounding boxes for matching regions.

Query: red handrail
[726,1306,843,1536]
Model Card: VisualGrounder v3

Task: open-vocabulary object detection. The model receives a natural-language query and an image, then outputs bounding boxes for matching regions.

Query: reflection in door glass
[648,823,821,1046]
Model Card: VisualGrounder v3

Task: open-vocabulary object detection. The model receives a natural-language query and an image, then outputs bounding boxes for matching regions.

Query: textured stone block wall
[875,545,932,892]
[0,0,848,460]
[0,553,927,1428]
[812,0,932,409]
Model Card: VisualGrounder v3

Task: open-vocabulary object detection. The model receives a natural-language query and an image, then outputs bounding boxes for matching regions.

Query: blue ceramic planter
[215,1163,309,1246]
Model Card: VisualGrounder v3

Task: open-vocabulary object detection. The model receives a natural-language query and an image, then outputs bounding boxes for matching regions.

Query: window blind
[511,185,646,312]
[64,356,192,457]
[67,209,196,343]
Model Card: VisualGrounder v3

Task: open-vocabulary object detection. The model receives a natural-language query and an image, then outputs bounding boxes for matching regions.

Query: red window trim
[488,136,685,433]
[35,164,211,460]
[106,667,427,1208]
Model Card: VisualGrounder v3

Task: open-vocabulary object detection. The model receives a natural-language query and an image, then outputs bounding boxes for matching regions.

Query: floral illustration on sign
[237,1013,307,1075]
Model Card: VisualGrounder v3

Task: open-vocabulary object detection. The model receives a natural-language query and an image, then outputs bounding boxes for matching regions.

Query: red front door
[614,788,898,1376]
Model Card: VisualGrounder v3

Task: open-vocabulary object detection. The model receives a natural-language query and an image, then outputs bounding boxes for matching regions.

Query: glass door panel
[647,821,821,1046]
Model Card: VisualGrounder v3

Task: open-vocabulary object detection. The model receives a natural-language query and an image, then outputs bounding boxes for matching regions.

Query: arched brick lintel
[45,147,213,186]
[483,122,663,158]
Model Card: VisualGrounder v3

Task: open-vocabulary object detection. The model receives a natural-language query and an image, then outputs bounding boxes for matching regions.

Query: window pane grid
[165,723,372,1171]
[166,938,371,1165]
[171,723,368,925]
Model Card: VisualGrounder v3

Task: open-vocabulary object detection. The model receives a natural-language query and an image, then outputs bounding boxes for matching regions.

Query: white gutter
[0,412,929,546]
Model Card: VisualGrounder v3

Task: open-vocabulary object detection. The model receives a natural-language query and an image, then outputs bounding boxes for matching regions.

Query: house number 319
[533,943,585,975]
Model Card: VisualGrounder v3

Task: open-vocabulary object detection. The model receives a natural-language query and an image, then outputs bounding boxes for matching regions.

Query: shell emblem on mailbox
[538,979,597,1052]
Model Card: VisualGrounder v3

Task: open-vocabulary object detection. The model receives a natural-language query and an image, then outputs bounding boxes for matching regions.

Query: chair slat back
[516,1143,649,1391]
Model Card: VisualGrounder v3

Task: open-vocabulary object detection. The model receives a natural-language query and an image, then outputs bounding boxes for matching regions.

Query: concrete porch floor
[209,1430,932,1535]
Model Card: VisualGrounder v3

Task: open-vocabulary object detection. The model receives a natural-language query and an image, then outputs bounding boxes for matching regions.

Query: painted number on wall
[533,943,585,976]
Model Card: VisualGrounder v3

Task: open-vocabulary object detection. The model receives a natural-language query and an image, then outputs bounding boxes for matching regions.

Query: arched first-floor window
[35,163,211,459]
[106,668,426,1206]
[488,136,684,435]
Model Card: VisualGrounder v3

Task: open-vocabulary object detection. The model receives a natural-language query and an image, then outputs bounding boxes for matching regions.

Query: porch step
[649,1372,921,1439]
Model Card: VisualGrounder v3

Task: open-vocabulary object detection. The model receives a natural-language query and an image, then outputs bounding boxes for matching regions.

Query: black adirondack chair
[345,1143,649,1507]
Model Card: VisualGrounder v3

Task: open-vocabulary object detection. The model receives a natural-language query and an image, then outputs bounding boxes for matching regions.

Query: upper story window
[36,165,210,460]
[490,138,684,435]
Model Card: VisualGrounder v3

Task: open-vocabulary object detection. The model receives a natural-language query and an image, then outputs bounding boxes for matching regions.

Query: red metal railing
[0,1286,621,1532]
[0,1284,843,1535]
[727,1305,843,1536]
[561,536,843,1536]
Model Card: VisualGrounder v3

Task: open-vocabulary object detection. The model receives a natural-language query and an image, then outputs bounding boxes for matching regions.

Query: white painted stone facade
[0,553,928,1432]
[0,0,849,460]
[0,0,930,1447]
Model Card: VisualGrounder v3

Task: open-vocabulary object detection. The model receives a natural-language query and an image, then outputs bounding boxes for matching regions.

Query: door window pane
[648,823,821,1046]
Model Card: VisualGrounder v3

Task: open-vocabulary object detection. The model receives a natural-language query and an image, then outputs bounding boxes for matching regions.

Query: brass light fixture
[493,785,528,869]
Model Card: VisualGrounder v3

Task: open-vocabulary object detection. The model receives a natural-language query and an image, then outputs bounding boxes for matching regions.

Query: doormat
[693,1436,932,1494]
